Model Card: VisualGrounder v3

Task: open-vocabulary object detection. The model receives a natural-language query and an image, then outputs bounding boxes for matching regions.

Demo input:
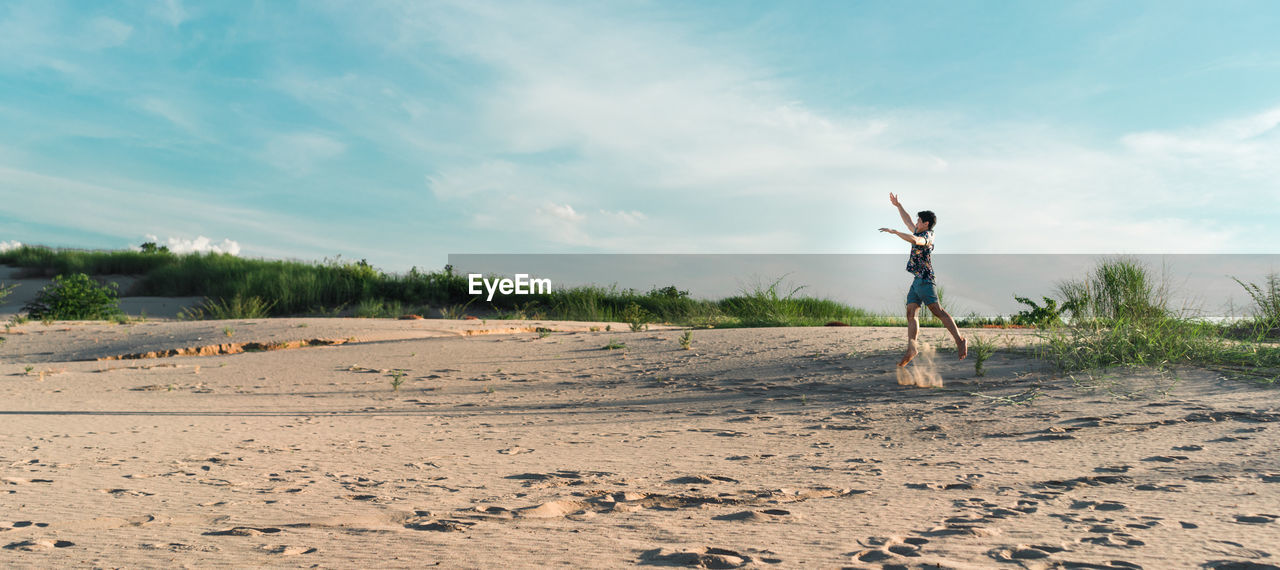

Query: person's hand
[878,227,895,233]
[889,193,900,207]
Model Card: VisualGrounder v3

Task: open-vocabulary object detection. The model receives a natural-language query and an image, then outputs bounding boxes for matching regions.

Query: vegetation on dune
[3,244,1277,385]
[0,245,899,327]
[1029,258,1280,383]
[22,272,122,321]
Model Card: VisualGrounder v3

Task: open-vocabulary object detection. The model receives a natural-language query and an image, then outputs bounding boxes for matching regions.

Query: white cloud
[0,240,22,252]
[143,234,241,255]
[361,2,1278,254]
[539,203,584,223]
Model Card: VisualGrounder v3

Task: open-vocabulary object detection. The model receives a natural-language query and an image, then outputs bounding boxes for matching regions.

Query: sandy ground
[1,318,1278,569]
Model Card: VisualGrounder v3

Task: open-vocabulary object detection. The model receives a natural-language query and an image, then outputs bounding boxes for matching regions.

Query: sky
[2,0,1279,270]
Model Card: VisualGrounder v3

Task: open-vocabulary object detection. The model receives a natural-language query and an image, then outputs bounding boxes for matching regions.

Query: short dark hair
[918,210,936,230]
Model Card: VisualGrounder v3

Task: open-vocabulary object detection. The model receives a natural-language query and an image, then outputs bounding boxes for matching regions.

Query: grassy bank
[1029,257,1280,383]
[0,245,922,328]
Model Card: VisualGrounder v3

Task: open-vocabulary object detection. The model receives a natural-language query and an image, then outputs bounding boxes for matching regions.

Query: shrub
[622,302,652,331]
[23,273,121,320]
[1011,295,1063,327]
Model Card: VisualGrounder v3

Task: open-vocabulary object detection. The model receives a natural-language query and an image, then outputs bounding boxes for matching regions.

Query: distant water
[448,254,1280,318]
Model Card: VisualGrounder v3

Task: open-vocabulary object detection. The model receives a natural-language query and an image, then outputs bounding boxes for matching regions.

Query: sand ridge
[1,320,1277,568]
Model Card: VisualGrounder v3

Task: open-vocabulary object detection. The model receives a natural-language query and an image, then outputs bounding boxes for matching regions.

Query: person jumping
[878,193,967,367]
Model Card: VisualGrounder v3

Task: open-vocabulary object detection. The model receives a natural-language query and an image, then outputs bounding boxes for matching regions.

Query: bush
[1011,295,1063,327]
[23,273,121,320]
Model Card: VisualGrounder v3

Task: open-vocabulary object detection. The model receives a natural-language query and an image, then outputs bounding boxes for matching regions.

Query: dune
[0,318,1275,568]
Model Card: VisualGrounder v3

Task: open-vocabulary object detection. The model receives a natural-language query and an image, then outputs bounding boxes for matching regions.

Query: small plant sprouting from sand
[483,385,495,394]
[602,339,626,350]
[223,326,234,338]
[971,335,996,376]
[536,327,553,339]
[24,365,34,375]
[389,370,407,391]
[622,302,652,332]
[678,330,692,350]
[440,298,476,319]
[589,326,600,332]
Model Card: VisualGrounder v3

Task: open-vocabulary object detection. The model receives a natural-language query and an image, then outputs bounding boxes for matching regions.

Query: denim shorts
[906,276,938,306]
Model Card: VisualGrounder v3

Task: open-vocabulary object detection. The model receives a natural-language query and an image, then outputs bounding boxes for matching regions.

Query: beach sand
[1,318,1277,568]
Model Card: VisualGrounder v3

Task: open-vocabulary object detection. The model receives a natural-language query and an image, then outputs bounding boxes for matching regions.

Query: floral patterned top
[905,229,935,282]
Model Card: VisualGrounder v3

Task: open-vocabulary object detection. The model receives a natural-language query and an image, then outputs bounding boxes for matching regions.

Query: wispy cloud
[0,0,1276,270]
[263,133,347,175]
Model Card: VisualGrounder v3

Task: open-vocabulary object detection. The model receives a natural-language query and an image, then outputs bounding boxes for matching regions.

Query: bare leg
[927,302,967,360]
[899,303,920,366]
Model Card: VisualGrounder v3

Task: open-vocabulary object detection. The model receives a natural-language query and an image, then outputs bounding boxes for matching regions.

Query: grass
[679,330,693,350]
[1230,272,1280,338]
[1034,259,1280,384]
[971,335,996,376]
[180,295,275,320]
[388,370,407,392]
[0,245,905,328]
[602,339,626,350]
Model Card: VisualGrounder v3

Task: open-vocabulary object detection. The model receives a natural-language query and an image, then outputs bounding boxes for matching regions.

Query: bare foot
[898,340,918,367]
[957,336,967,360]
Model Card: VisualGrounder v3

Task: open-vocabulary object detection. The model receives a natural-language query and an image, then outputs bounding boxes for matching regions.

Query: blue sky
[2,0,1279,270]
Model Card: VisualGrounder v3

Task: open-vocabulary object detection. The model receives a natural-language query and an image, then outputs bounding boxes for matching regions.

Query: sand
[1,317,1278,568]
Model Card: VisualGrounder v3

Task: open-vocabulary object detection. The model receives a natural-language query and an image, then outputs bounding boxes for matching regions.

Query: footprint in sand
[1079,534,1145,548]
[203,526,283,536]
[1134,483,1186,492]
[405,519,476,532]
[1056,561,1143,569]
[3,539,74,551]
[261,545,317,555]
[667,474,740,485]
[639,547,766,568]
[1233,514,1277,525]
[988,544,1067,562]
[712,509,793,522]
[1071,500,1128,512]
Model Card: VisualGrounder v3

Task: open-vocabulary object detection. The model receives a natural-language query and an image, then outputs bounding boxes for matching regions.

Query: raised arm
[889,193,913,232]
[878,227,926,245]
